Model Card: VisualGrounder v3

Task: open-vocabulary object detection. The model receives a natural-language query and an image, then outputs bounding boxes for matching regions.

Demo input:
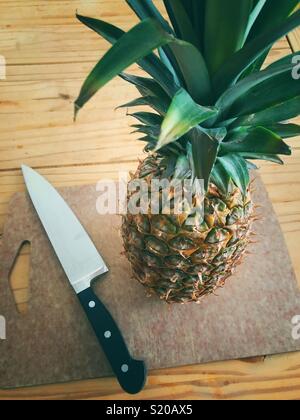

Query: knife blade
[21,165,147,394]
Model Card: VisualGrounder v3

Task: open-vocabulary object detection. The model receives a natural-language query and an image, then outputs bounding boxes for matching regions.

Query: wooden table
[0,1,300,400]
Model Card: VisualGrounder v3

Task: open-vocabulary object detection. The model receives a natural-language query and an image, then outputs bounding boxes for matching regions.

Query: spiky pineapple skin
[122,156,254,304]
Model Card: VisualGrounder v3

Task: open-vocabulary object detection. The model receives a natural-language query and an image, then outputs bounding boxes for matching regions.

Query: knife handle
[77,287,147,394]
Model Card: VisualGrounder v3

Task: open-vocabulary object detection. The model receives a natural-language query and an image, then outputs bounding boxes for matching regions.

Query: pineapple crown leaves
[75,1,300,194]
[154,88,218,151]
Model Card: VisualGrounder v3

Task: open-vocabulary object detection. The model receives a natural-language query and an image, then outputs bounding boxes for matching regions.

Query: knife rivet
[121,364,129,373]
[104,331,111,339]
[88,301,96,308]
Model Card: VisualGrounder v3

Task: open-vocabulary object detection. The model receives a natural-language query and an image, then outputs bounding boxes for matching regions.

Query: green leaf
[131,124,161,137]
[118,97,147,108]
[174,0,205,46]
[76,13,124,43]
[217,154,250,194]
[126,0,185,83]
[216,60,298,120]
[74,19,174,117]
[126,0,173,33]
[163,0,200,48]
[226,71,300,120]
[239,153,284,165]
[190,0,206,52]
[169,40,212,104]
[211,162,231,194]
[137,135,155,143]
[129,112,163,126]
[201,127,228,142]
[264,123,300,139]
[76,14,180,98]
[247,0,299,41]
[213,9,300,95]
[174,1,206,52]
[238,48,270,80]
[221,127,291,156]
[138,53,181,97]
[179,0,193,18]
[243,0,267,43]
[189,127,220,190]
[139,134,183,156]
[155,89,219,151]
[120,73,170,103]
[174,154,191,179]
[243,0,297,73]
[161,154,178,178]
[158,47,182,86]
[233,96,300,127]
[160,45,186,85]
[204,0,253,75]
[118,96,168,115]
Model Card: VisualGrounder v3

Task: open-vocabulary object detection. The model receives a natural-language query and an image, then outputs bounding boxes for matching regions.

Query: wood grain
[0,0,299,400]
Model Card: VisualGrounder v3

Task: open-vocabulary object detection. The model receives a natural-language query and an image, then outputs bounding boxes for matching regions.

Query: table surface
[0,1,300,400]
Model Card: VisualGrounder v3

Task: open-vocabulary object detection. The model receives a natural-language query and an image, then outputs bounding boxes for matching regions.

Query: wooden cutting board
[1,177,300,389]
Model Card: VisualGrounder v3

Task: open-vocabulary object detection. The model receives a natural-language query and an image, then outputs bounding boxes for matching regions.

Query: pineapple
[121,155,254,303]
[75,1,300,303]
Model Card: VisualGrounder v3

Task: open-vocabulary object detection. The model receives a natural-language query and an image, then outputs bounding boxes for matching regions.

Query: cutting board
[1,177,300,389]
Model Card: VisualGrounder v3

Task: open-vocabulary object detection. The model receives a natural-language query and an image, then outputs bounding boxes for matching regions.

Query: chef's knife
[21,165,147,394]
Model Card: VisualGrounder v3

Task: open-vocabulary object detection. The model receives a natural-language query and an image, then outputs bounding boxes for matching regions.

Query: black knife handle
[77,287,147,394]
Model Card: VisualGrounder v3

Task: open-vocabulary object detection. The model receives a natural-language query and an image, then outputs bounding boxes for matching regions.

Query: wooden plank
[288,27,300,51]
[1,353,300,400]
